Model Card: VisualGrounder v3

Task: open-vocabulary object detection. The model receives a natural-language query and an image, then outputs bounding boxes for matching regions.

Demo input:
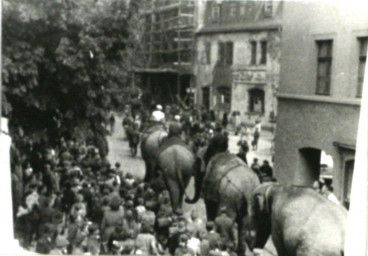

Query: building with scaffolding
[134,0,197,108]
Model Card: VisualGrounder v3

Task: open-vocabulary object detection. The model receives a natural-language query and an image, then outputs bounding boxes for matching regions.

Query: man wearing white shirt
[151,105,166,123]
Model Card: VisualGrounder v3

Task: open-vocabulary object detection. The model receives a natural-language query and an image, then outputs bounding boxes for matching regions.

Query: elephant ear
[255,193,266,213]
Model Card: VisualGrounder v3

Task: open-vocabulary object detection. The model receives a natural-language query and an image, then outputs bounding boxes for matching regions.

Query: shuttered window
[316,40,333,95]
[357,37,367,98]
[218,41,233,66]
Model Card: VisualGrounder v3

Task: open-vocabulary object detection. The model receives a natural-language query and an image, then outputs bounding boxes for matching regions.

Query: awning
[333,141,356,151]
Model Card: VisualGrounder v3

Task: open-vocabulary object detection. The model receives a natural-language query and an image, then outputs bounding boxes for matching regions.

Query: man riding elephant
[203,126,228,166]
[151,105,165,124]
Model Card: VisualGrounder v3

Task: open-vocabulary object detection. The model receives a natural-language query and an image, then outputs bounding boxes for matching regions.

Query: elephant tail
[175,165,191,199]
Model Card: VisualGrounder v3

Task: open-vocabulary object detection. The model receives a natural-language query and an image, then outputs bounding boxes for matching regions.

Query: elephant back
[141,130,168,158]
[203,152,249,202]
[158,136,192,157]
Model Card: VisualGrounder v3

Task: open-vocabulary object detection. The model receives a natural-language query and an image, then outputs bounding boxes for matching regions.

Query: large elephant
[157,144,195,214]
[140,124,167,182]
[248,182,347,256]
[186,151,260,255]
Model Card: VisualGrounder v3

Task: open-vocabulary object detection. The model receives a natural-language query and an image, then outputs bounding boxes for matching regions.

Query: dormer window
[264,1,273,17]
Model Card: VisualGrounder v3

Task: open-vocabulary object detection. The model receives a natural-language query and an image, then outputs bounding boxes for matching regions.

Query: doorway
[248,88,265,113]
[297,148,334,187]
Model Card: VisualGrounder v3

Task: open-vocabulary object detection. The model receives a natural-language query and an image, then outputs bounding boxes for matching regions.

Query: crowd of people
[10,102,276,255]
[11,135,245,255]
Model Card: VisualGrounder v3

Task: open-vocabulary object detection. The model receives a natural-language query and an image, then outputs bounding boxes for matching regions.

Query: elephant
[140,124,167,182]
[157,143,195,214]
[248,182,348,256]
[185,150,260,255]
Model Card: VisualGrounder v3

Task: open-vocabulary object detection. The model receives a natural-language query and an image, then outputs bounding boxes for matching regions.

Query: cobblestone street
[107,114,277,256]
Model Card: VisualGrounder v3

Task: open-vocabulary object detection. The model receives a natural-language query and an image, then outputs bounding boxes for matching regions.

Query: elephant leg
[236,214,248,256]
[205,199,219,222]
[144,160,156,182]
[166,178,182,214]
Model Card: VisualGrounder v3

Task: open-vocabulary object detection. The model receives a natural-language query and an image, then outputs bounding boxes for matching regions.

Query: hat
[110,196,121,210]
[156,105,163,110]
[169,123,182,136]
[179,233,189,242]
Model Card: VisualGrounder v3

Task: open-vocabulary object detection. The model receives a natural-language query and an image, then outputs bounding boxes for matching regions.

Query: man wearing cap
[151,104,166,123]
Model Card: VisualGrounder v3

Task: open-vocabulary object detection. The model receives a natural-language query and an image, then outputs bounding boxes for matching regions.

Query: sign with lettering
[232,70,266,84]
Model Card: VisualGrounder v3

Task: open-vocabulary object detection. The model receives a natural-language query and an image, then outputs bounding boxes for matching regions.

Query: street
[107,113,277,256]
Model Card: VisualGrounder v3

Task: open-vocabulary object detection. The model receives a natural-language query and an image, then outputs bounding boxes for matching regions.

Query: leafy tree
[2,0,142,155]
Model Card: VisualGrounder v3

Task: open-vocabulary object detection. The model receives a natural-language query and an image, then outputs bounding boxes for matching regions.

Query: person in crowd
[322,184,341,205]
[259,160,273,182]
[187,210,205,236]
[175,233,195,256]
[109,113,115,134]
[49,235,69,255]
[236,139,249,165]
[252,127,260,151]
[129,122,141,157]
[250,158,260,177]
[187,226,201,256]
[203,126,228,166]
[206,222,221,251]
[199,229,210,256]
[135,223,160,255]
[214,207,235,247]
[100,196,125,252]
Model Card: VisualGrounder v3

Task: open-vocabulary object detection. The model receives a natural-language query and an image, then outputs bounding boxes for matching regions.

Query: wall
[194,30,281,124]
[279,1,368,97]
[274,1,367,202]
[275,99,360,200]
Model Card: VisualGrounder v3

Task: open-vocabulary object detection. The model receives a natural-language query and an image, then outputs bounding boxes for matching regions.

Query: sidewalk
[228,129,274,167]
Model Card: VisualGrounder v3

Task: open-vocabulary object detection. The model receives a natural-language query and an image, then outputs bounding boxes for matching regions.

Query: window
[316,40,333,95]
[205,42,211,64]
[250,41,257,65]
[211,4,220,23]
[260,41,268,64]
[217,86,231,108]
[230,3,237,17]
[357,37,367,98]
[249,88,265,113]
[240,4,246,16]
[264,1,273,17]
[218,41,233,65]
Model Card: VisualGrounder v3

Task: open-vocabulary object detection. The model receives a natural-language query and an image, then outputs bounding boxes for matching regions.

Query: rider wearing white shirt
[151,105,165,123]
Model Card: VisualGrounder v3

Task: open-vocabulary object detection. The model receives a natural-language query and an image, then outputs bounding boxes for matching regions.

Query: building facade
[274,1,367,209]
[194,0,283,125]
[135,0,197,107]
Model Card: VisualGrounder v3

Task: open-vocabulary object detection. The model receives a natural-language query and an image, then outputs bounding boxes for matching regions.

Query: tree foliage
[2,0,142,148]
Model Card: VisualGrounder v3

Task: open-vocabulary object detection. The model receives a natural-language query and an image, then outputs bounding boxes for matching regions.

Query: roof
[196,22,282,35]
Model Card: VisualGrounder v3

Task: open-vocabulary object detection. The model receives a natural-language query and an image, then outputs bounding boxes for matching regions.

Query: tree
[2,0,142,154]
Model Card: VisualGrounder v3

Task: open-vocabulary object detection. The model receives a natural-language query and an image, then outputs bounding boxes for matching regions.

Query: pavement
[107,113,277,256]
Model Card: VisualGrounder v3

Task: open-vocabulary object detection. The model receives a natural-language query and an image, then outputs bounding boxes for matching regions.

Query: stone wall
[194,30,281,125]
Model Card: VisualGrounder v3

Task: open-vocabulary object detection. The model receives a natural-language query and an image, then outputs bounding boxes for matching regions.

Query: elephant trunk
[185,158,204,204]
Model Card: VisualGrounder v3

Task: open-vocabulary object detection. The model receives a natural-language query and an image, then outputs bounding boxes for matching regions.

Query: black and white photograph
[0,0,367,255]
